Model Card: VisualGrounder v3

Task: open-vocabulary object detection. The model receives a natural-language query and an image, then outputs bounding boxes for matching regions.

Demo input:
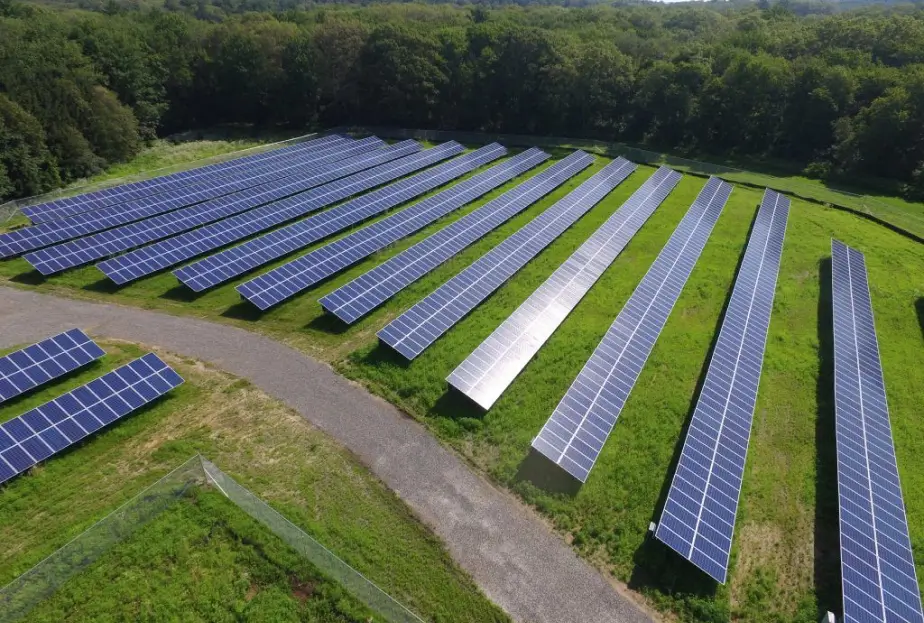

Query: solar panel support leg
[819,611,835,623]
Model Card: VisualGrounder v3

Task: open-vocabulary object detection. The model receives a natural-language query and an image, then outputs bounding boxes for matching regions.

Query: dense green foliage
[1,1,924,201]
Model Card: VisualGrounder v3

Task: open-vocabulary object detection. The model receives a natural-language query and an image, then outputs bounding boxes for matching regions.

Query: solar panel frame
[21,137,391,275]
[308,150,595,319]
[173,143,506,292]
[532,177,733,483]
[446,166,683,410]
[653,189,790,584]
[22,134,348,224]
[0,329,105,404]
[830,239,924,623]
[95,141,452,286]
[0,137,389,259]
[377,157,637,360]
[0,353,183,485]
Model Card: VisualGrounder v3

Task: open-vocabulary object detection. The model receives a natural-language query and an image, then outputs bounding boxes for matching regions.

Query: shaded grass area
[25,490,377,623]
[0,341,508,623]
[1,147,923,622]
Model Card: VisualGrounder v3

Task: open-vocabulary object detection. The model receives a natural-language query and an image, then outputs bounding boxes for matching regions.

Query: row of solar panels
[6,137,921,621]
[0,329,183,484]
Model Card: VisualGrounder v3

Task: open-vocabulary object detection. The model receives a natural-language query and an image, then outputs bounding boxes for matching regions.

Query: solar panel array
[96,140,440,285]
[22,135,347,224]
[0,353,183,485]
[22,137,389,275]
[532,177,733,482]
[231,148,549,314]
[174,144,505,292]
[0,137,388,259]
[378,158,637,360]
[0,329,105,404]
[448,166,683,410]
[830,239,924,623]
[653,189,790,583]
[313,150,595,319]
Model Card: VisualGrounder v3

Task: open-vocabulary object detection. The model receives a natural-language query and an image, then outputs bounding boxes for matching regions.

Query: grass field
[1,141,923,622]
[0,340,508,622]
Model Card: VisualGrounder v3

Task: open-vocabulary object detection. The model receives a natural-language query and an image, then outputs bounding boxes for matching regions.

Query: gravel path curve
[0,286,653,623]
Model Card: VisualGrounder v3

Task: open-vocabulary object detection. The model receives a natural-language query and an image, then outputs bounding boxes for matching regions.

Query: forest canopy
[1,0,923,201]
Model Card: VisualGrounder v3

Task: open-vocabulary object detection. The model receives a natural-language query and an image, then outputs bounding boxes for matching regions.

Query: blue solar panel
[22,137,388,275]
[22,135,348,224]
[0,353,183,485]
[0,329,105,404]
[830,239,924,623]
[377,158,637,360]
[653,189,790,583]
[448,166,682,410]
[309,151,594,319]
[532,177,733,483]
[174,144,505,292]
[96,141,450,285]
[225,147,548,310]
[0,137,385,259]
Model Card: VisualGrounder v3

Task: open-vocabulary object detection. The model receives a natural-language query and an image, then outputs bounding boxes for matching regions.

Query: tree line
[1,0,923,202]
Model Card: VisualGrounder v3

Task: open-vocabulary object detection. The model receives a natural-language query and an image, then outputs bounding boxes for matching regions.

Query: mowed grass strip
[0,341,508,623]
[1,146,922,623]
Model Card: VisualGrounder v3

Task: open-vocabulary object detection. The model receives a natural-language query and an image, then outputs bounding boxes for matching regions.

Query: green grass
[0,341,508,623]
[1,146,923,622]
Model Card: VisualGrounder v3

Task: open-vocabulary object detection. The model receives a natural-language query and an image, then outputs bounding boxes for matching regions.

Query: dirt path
[0,286,652,623]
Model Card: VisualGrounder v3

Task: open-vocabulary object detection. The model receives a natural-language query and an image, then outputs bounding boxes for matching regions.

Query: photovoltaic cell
[447,166,683,410]
[96,141,450,285]
[653,189,790,583]
[22,134,347,224]
[830,239,923,623]
[0,353,183,485]
[310,151,594,319]
[232,147,549,311]
[22,137,387,275]
[174,144,506,292]
[0,137,386,259]
[0,329,105,403]
[377,158,637,360]
[532,177,733,483]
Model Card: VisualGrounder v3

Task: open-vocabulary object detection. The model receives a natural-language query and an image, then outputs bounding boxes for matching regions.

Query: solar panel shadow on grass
[95,141,457,286]
[447,166,683,410]
[0,353,184,485]
[377,157,637,361]
[21,134,348,224]
[653,189,790,583]
[0,137,390,259]
[830,239,924,623]
[531,177,733,483]
[0,329,105,404]
[310,150,595,319]
[22,137,388,275]
[173,143,506,292]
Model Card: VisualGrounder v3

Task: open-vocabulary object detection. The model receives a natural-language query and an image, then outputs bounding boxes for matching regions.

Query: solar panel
[96,141,450,285]
[22,137,392,275]
[174,143,506,292]
[830,239,924,623]
[224,147,549,310]
[447,166,684,410]
[309,150,595,319]
[532,177,733,483]
[653,189,790,583]
[0,329,105,404]
[0,353,183,485]
[0,137,389,259]
[22,134,348,224]
[377,158,637,360]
